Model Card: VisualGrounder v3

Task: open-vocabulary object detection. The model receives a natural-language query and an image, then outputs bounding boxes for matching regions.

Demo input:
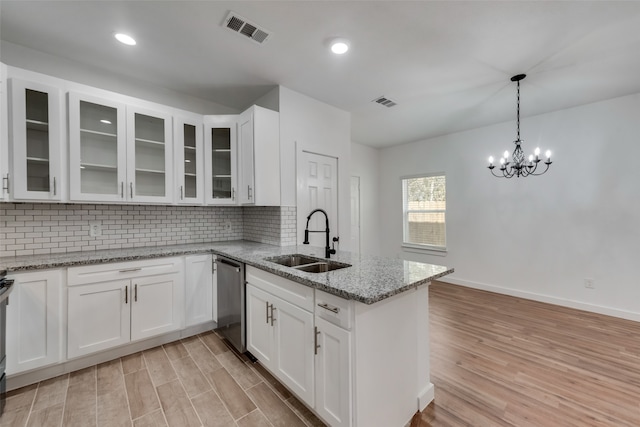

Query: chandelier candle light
[488,74,552,178]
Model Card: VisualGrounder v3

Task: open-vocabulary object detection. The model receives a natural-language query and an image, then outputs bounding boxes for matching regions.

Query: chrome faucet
[302,208,337,258]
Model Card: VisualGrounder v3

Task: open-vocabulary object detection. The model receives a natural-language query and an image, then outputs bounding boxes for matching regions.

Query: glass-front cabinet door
[204,117,237,205]
[9,79,62,200]
[174,115,203,204]
[69,92,127,202]
[126,106,172,203]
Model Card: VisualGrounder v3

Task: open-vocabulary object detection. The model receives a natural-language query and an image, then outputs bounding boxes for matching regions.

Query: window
[402,174,446,251]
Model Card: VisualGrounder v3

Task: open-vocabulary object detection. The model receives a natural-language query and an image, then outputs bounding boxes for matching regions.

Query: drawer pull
[317,302,340,314]
[119,267,142,273]
[125,285,128,304]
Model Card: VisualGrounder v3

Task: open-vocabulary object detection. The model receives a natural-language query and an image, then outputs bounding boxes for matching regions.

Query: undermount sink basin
[266,254,321,267]
[265,254,351,273]
[293,262,350,273]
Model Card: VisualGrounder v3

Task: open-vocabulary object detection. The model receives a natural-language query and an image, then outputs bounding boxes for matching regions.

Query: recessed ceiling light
[115,33,136,46]
[330,39,350,55]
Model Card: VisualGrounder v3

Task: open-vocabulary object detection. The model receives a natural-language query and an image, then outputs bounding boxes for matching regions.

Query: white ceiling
[2,1,640,148]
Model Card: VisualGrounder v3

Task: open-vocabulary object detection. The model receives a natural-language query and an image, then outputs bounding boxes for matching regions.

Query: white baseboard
[417,382,435,411]
[440,276,640,322]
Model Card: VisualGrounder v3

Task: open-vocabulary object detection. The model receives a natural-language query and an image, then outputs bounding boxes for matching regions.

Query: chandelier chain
[516,80,520,141]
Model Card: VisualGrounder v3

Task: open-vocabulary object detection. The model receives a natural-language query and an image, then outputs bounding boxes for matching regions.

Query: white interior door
[298,151,339,250]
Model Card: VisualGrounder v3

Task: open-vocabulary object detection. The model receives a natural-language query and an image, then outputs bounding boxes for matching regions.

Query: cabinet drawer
[315,289,352,330]
[246,266,314,312]
[68,257,182,286]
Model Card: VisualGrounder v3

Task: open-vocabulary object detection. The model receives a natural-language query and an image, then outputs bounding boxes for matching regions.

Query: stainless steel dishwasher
[215,256,245,353]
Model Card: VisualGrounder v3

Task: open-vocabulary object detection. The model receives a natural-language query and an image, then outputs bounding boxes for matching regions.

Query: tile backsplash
[0,203,297,257]
[243,206,297,246]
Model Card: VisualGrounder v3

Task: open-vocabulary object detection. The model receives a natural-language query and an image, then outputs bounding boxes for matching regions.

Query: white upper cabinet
[0,63,8,200]
[70,95,173,203]
[9,78,62,200]
[126,106,173,203]
[204,116,237,205]
[238,105,280,206]
[69,92,127,202]
[174,114,204,204]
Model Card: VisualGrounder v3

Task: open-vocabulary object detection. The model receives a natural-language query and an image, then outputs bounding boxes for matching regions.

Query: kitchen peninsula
[1,241,453,427]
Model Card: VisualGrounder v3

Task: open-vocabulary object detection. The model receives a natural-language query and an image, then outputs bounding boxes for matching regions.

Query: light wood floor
[0,331,325,427]
[413,281,640,427]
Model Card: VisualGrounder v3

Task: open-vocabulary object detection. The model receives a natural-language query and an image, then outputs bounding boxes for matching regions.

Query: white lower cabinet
[246,267,431,427]
[185,254,214,327]
[246,267,315,406]
[67,258,184,359]
[314,316,352,427]
[6,269,63,375]
[272,294,315,404]
[246,284,274,364]
[67,279,130,357]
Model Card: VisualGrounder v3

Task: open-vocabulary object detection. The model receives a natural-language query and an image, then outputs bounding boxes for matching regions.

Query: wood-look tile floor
[0,331,326,427]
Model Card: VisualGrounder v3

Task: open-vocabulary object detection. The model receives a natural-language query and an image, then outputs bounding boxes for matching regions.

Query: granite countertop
[0,241,454,304]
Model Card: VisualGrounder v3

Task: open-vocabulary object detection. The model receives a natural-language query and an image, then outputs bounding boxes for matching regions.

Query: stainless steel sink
[265,254,351,273]
[293,262,349,273]
[265,254,321,267]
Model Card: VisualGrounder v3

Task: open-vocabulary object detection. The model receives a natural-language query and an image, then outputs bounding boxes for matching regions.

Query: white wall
[351,142,381,256]
[379,93,640,321]
[278,86,351,249]
[253,86,279,112]
[1,41,237,115]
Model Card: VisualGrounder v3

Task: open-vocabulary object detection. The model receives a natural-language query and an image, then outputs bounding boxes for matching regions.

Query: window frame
[401,173,447,254]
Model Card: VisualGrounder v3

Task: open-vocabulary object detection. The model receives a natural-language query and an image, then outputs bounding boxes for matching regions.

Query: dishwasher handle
[215,257,242,273]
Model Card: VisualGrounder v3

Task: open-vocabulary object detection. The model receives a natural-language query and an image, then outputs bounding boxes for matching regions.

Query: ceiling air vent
[223,11,271,44]
[373,96,397,108]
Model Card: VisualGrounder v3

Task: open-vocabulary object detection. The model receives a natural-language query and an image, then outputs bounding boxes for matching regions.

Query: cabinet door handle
[180,185,183,200]
[52,177,57,196]
[130,182,133,198]
[121,182,124,198]
[270,305,276,326]
[317,302,340,314]
[134,284,138,302]
[314,326,321,355]
[125,285,128,304]
[247,185,252,200]
[265,301,271,324]
[231,187,235,201]
[2,174,9,194]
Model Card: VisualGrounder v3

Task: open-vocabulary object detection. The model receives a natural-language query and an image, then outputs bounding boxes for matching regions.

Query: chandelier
[488,74,552,178]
